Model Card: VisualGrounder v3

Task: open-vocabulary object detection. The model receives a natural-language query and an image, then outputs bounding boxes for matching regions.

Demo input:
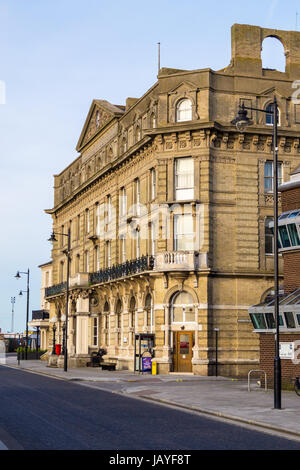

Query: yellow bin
[152,361,157,375]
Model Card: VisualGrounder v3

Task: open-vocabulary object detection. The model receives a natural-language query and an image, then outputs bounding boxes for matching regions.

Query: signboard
[279,342,294,360]
[142,356,152,371]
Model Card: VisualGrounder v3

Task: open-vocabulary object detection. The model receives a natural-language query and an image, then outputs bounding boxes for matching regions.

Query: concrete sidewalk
[3,354,300,441]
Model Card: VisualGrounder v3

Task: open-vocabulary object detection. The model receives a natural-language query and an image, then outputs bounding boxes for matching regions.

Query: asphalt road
[0,365,299,450]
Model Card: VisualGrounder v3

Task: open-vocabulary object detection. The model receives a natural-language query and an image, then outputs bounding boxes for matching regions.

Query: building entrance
[173,331,193,372]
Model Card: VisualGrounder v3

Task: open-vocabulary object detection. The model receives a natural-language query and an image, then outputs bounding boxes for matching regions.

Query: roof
[250,287,300,310]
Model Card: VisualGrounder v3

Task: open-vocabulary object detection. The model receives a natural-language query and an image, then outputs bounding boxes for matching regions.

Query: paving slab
[3,354,300,440]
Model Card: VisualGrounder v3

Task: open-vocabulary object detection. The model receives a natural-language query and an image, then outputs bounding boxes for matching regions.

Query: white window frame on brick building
[175,157,194,201]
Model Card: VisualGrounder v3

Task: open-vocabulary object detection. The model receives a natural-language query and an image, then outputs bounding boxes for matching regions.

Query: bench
[99,361,117,371]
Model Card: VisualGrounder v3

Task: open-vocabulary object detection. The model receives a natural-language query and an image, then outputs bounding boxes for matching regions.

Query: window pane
[174,214,194,250]
[296,314,300,326]
[175,157,194,200]
[249,313,267,329]
[184,306,194,322]
[284,312,296,328]
[173,307,183,322]
[265,217,274,254]
[279,225,291,248]
[265,312,275,329]
[287,224,300,246]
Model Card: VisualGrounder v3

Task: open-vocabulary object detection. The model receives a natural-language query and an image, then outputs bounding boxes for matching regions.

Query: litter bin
[152,361,157,375]
[55,344,61,356]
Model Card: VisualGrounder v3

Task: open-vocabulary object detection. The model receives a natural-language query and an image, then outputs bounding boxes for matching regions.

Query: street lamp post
[10,297,15,333]
[36,326,40,359]
[15,269,30,360]
[49,229,71,372]
[232,97,281,410]
[214,328,219,377]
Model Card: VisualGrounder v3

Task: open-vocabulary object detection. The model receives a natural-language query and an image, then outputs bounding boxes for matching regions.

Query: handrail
[248,369,267,392]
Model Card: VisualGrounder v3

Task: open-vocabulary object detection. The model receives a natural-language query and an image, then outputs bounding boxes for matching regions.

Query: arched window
[171,291,195,323]
[145,294,153,330]
[135,126,141,142]
[265,103,280,126]
[150,113,156,129]
[176,99,192,122]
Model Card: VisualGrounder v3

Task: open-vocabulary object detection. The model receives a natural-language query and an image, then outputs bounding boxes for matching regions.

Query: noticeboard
[279,342,294,360]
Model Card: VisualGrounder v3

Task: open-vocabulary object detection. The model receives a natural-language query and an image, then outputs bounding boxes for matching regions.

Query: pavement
[3,354,300,441]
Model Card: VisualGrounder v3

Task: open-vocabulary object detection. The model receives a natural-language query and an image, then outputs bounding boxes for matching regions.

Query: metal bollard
[17,350,20,366]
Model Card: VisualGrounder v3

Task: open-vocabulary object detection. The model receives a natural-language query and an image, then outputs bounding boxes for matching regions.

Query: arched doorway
[170,291,195,373]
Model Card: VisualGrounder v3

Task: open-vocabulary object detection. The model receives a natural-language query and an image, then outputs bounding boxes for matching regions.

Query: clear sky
[0,0,299,333]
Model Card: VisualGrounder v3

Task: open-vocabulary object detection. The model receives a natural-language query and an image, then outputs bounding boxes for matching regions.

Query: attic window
[176,99,192,122]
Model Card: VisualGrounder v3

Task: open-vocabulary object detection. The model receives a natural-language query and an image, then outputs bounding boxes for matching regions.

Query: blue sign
[142,357,152,371]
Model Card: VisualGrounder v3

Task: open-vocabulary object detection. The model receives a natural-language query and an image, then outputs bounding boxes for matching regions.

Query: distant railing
[90,255,155,285]
[45,282,66,298]
[32,310,50,320]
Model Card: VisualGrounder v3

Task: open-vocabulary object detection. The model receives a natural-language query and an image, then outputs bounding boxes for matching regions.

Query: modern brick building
[42,23,300,375]
[249,166,300,388]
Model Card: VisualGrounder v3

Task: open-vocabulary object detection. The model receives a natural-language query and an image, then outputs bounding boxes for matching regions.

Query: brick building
[249,166,300,388]
[42,23,300,375]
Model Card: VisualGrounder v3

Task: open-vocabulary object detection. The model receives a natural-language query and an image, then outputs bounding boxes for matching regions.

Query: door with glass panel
[174,331,193,372]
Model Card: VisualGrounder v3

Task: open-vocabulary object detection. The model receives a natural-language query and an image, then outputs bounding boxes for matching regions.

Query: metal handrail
[248,369,267,392]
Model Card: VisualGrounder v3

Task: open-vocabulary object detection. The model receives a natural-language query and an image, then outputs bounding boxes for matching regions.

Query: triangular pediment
[169,80,198,94]
[257,86,290,99]
[76,100,124,151]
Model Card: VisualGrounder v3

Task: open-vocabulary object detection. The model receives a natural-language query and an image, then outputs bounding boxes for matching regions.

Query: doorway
[173,331,193,372]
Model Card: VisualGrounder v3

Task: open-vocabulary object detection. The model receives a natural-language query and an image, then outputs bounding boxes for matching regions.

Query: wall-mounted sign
[279,342,294,360]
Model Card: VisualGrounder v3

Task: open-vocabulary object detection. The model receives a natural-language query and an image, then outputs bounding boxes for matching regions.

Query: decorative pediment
[169,80,198,95]
[76,100,124,152]
[257,86,290,99]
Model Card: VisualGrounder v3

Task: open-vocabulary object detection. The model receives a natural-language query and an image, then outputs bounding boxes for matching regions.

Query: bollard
[17,350,20,366]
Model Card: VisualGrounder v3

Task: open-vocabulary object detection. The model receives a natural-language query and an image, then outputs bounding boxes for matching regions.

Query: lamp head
[19,290,23,296]
[48,232,57,243]
[231,104,253,132]
[15,271,21,279]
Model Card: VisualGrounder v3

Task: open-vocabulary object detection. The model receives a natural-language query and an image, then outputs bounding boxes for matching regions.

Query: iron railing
[90,255,155,285]
[45,282,67,298]
[32,310,50,320]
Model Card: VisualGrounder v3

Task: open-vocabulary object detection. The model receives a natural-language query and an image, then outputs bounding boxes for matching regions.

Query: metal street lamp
[231,97,281,410]
[48,229,71,372]
[15,269,30,360]
[214,328,219,377]
[10,297,15,333]
[36,326,40,359]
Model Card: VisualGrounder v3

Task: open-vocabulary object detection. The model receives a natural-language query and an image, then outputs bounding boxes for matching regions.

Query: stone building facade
[43,24,300,375]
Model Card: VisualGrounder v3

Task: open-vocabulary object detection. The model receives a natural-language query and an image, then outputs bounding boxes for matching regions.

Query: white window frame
[264,161,282,193]
[176,99,192,122]
[175,157,194,201]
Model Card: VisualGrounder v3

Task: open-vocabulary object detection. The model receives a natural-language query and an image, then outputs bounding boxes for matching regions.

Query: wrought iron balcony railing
[90,255,155,285]
[31,310,50,320]
[45,282,66,298]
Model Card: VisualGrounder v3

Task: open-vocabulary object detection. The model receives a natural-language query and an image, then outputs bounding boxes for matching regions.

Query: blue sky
[0,0,298,332]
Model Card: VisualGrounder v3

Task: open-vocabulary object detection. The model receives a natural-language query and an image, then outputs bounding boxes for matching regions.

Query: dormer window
[176,99,192,122]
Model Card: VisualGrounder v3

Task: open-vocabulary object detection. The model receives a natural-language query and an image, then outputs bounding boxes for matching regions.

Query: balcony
[90,255,154,285]
[155,251,208,272]
[45,282,66,298]
[32,310,50,320]
[45,251,208,295]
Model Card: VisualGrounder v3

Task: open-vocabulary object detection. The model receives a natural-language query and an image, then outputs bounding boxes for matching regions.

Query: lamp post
[214,328,219,377]
[10,297,15,333]
[36,326,40,359]
[15,269,30,360]
[231,97,281,410]
[49,229,71,372]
